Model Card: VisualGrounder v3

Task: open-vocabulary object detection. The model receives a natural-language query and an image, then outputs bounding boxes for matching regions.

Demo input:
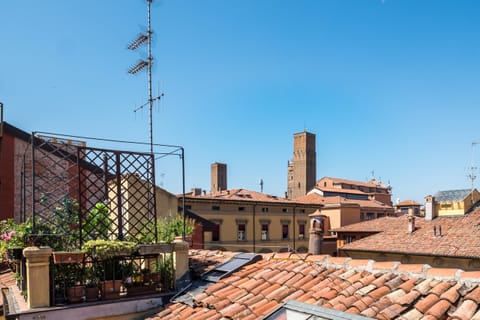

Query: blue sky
[1,0,480,203]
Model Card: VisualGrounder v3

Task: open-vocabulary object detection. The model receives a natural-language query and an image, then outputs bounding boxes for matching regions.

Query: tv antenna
[128,0,163,155]
[468,141,479,203]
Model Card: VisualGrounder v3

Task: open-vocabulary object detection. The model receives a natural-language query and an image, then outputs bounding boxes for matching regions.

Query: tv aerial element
[128,0,160,156]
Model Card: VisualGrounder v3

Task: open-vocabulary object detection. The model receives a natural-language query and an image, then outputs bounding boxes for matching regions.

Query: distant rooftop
[434,189,472,202]
[333,208,480,259]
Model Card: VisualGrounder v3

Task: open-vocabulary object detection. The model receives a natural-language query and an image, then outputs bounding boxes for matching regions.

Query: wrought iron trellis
[30,133,158,249]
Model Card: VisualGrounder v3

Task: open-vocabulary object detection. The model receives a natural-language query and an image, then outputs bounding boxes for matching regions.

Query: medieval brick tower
[287,131,316,199]
[211,162,227,193]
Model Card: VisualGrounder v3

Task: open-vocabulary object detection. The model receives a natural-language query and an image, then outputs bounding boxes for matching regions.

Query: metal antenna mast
[128,0,163,155]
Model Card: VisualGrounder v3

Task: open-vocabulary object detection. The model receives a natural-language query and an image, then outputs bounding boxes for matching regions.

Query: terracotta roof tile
[250,281,272,296]
[439,283,462,303]
[429,281,454,296]
[397,264,429,274]
[378,303,407,320]
[414,293,440,313]
[368,286,391,300]
[398,277,419,292]
[466,285,480,304]
[461,271,480,281]
[352,295,375,312]
[424,299,452,318]
[399,308,423,320]
[397,290,421,307]
[426,268,459,279]
[218,302,250,318]
[470,309,480,320]
[148,250,480,320]
[258,283,281,298]
[305,254,328,262]
[251,300,279,317]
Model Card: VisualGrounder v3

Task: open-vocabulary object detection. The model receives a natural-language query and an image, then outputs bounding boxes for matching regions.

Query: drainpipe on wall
[252,203,256,253]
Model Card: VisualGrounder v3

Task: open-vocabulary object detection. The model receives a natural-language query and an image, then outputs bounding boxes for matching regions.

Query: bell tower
[287,131,316,199]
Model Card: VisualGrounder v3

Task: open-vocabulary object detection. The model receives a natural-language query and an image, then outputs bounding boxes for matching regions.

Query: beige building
[181,188,323,253]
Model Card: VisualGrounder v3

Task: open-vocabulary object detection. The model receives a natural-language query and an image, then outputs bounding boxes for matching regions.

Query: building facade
[181,189,324,253]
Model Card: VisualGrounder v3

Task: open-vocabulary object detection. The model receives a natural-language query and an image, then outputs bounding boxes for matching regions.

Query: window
[282,208,288,213]
[261,207,269,212]
[212,205,220,211]
[360,213,365,221]
[298,224,305,239]
[282,224,289,240]
[237,224,246,241]
[377,213,385,218]
[300,209,305,213]
[346,235,355,244]
[366,212,375,220]
[212,224,220,241]
[238,207,245,211]
[185,205,192,210]
[261,224,269,240]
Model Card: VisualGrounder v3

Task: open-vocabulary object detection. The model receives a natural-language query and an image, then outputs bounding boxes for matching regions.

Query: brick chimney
[407,214,415,233]
[308,209,325,255]
[425,195,435,221]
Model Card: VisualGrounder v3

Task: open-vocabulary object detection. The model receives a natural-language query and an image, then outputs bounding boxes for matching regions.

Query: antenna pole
[147,0,153,155]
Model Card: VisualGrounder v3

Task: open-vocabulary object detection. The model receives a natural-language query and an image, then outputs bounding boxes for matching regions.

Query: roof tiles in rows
[333,209,480,258]
[186,188,291,203]
[146,251,480,320]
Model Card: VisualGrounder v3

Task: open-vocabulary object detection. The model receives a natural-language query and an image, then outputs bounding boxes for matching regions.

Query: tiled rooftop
[319,177,390,190]
[395,200,422,207]
[333,209,480,258]
[298,193,392,209]
[147,251,480,320]
[433,189,472,203]
[186,188,292,203]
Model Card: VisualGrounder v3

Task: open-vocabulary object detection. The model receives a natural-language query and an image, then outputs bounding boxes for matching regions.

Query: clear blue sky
[1,0,480,203]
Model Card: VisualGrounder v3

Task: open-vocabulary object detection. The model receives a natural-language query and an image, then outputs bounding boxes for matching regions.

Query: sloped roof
[395,200,422,207]
[147,252,480,320]
[319,177,390,190]
[334,209,480,258]
[184,188,292,203]
[434,189,472,203]
[297,193,392,210]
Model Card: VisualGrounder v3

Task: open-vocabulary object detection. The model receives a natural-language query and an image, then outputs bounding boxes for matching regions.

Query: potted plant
[50,197,86,263]
[84,264,100,302]
[62,263,85,303]
[82,239,136,300]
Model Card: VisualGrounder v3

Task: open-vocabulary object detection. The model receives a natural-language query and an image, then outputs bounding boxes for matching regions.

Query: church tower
[287,131,316,199]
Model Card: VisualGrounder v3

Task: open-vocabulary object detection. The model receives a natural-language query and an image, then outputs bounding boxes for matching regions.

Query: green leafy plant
[158,213,195,243]
[82,239,137,259]
[82,202,112,241]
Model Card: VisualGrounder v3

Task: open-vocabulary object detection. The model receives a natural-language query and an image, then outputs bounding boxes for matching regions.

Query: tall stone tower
[287,131,316,199]
[211,162,227,193]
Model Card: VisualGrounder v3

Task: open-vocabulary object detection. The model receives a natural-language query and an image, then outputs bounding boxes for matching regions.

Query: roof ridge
[269,253,480,285]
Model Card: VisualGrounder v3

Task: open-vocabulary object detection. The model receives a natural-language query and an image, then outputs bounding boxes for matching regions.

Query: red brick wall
[0,133,15,220]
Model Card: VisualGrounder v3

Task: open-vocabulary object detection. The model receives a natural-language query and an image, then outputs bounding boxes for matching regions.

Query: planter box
[53,252,85,264]
[137,243,172,255]
[126,284,156,296]
[101,280,122,300]
[67,285,85,303]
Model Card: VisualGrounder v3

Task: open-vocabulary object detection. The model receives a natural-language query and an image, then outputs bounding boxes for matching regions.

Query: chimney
[407,214,415,233]
[424,195,435,221]
[191,188,202,196]
[308,209,325,255]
